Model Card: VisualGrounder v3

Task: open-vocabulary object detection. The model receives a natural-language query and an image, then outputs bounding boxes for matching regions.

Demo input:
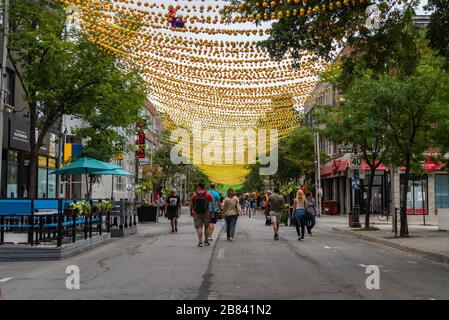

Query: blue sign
[352,178,360,190]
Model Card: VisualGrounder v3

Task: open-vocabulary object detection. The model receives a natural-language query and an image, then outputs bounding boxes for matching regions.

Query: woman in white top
[293,189,307,240]
[222,188,242,241]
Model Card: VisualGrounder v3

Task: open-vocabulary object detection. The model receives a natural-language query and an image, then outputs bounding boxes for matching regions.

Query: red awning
[362,161,388,171]
[321,163,333,176]
[399,160,445,172]
[338,160,349,172]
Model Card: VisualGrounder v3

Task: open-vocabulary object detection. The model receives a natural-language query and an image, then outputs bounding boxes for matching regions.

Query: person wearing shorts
[191,182,214,247]
[268,187,284,240]
[207,184,221,242]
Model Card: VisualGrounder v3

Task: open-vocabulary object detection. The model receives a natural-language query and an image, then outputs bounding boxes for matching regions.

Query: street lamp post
[0,0,9,195]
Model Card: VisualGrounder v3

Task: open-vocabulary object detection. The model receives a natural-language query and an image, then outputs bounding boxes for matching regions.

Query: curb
[332,227,449,266]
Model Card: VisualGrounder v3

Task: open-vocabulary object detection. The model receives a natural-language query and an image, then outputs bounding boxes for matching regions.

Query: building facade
[1,60,60,199]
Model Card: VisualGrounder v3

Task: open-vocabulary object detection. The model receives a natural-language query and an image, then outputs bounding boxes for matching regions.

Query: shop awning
[399,160,445,173]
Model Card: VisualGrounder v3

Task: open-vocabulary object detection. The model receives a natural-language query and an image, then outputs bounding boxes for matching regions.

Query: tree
[316,73,392,228]
[380,53,449,236]
[283,126,316,175]
[426,0,449,67]
[223,0,416,62]
[242,163,266,192]
[6,0,146,197]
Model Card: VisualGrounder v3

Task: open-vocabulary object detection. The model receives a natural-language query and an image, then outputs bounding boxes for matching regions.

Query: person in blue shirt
[207,184,221,242]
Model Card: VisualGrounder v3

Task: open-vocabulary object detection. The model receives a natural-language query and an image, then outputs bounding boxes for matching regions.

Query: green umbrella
[89,168,134,200]
[89,168,133,176]
[50,157,120,175]
[50,157,121,199]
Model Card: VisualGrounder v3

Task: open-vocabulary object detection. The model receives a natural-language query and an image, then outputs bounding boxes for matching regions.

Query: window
[400,174,428,214]
[435,175,449,208]
[6,151,18,198]
[4,69,15,107]
[115,159,126,191]
[38,156,48,198]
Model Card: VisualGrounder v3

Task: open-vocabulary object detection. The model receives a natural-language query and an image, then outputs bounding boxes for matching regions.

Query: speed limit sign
[350,154,362,169]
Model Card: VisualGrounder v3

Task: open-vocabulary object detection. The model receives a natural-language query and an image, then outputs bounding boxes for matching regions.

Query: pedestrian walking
[305,192,317,236]
[166,189,181,233]
[293,190,307,240]
[222,188,242,241]
[157,196,166,217]
[190,182,214,247]
[268,188,284,240]
[207,184,221,242]
[264,190,272,225]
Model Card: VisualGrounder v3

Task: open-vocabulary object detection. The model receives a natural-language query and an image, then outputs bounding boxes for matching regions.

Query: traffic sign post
[350,154,362,169]
[352,178,361,190]
[350,176,362,228]
[338,144,353,154]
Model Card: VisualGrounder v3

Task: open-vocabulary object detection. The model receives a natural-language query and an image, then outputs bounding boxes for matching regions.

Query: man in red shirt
[190,182,214,247]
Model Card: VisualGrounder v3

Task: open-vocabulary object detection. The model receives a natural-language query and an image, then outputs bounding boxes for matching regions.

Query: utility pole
[315,131,322,216]
[0,0,9,195]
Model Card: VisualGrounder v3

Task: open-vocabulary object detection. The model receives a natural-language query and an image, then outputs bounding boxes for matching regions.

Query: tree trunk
[400,162,410,237]
[365,167,376,229]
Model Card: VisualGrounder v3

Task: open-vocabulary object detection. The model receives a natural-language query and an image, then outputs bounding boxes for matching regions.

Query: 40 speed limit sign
[350,154,362,169]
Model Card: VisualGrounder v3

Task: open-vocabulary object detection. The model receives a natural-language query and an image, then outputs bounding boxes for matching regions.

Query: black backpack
[194,191,208,214]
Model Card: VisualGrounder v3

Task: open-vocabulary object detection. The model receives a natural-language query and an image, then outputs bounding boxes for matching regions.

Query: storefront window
[400,174,428,215]
[48,158,56,198]
[435,175,449,208]
[115,159,126,191]
[7,151,18,198]
[38,156,48,198]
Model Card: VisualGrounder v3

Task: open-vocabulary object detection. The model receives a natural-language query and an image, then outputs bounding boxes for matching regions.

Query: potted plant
[137,200,158,222]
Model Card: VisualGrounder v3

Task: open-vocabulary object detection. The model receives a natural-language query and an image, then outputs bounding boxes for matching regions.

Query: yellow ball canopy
[58,0,330,185]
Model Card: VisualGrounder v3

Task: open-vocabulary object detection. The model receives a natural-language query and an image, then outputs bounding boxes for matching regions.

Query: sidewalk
[332,221,449,266]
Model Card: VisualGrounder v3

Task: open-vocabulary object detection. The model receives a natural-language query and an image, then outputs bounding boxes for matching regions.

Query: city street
[1,209,449,300]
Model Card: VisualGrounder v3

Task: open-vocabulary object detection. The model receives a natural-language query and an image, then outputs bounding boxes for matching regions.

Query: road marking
[359,264,384,268]
[217,248,225,260]
[0,277,13,283]
[324,246,340,250]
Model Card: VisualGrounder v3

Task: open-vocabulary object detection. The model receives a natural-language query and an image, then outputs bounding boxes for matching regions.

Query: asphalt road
[1,210,449,300]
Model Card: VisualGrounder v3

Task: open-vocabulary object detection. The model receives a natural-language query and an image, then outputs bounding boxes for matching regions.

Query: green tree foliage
[6,0,146,197]
[323,49,449,236]
[223,0,417,62]
[242,163,266,192]
[380,53,449,236]
[426,0,449,67]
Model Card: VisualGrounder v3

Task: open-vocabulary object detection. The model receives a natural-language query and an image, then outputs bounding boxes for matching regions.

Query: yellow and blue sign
[63,143,83,165]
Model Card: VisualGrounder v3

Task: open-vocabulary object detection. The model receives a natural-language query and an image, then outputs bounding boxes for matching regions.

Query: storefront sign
[139,158,149,165]
[49,133,57,158]
[338,144,353,153]
[38,132,51,156]
[9,119,30,151]
[136,127,145,159]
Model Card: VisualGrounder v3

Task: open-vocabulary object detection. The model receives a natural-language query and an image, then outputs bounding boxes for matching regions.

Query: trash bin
[348,212,353,227]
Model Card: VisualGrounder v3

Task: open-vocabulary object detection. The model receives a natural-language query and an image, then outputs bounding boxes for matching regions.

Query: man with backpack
[190,182,214,247]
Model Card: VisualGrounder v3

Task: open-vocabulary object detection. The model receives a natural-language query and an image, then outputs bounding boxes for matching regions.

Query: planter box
[137,206,158,222]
